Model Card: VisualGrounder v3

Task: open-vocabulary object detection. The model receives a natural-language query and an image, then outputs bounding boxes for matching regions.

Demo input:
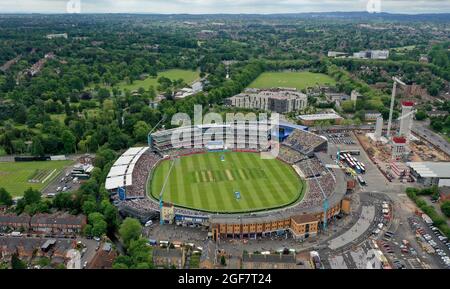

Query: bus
[72,173,90,180]
[348,160,356,168]
[348,168,357,177]
[159,240,169,247]
[357,176,366,186]
[357,162,366,173]
[341,150,361,156]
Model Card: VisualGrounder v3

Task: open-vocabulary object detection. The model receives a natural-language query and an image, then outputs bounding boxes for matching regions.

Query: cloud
[0,0,449,14]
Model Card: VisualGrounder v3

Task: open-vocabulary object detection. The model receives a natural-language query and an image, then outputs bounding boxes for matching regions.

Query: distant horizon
[1,11,450,15]
[1,0,449,15]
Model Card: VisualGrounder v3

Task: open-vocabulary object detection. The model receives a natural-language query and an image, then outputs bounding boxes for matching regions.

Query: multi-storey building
[225,88,307,114]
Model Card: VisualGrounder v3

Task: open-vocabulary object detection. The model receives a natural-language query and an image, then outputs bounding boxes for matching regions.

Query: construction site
[355,78,450,183]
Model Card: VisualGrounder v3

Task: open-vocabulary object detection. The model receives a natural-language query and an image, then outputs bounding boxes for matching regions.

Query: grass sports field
[0,161,73,197]
[248,71,336,90]
[149,152,304,213]
[91,69,200,92]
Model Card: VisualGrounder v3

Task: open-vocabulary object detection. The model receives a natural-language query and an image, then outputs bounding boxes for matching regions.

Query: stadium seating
[125,152,161,198]
[283,129,327,155]
[278,145,306,164]
[110,125,340,222]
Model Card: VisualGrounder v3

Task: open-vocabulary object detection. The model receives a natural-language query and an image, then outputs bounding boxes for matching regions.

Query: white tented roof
[107,165,128,178]
[123,146,148,156]
[125,174,133,185]
[105,176,125,190]
[104,146,149,190]
[114,156,134,166]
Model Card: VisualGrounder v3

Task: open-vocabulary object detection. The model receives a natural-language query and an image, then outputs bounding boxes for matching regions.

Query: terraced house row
[0,213,86,235]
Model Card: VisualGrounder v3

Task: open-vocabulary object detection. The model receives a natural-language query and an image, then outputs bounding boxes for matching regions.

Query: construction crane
[386,77,407,138]
[305,159,329,231]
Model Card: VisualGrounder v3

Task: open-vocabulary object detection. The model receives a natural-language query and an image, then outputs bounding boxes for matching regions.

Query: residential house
[30,213,87,235]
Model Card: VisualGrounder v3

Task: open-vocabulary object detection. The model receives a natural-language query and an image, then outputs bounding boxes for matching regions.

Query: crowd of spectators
[283,130,327,155]
[285,157,335,211]
[161,147,206,158]
[295,157,326,178]
[278,145,306,164]
[126,152,161,198]
[119,197,208,218]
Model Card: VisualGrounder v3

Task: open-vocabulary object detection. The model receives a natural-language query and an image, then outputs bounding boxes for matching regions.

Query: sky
[1,0,450,14]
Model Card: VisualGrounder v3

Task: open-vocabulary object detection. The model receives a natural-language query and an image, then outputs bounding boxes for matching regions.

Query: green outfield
[149,152,304,213]
[248,71,336,90]
[0,161,73,197]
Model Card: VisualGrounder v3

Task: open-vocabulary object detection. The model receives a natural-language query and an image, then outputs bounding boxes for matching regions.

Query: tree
[16,188,43,214]
[103,202,118,232]
[136,262,151,269]
[30,136,44,156]
[112,263,129,269]
[220,255,227,266]
[82,200,97,215]
[97,88,111,103]
[157,77,172,91]
[441,201,450,218]
[415,110,427,121]
[119,218,142,248]
[0,188,13,206]
[148,85,156,99]
[22,188,42,204]
[91,220,107,237]
[11,254,27,269]
[133,121,150,143]
[88,212,107,237]
[83,224,93,237]
[61,130,76,154]
[127,238,153,268]
[341,100,355,113]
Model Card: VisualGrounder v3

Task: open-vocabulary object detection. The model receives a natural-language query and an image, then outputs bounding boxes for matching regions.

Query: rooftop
[291,214,319,224]
[31,213,86,227]
[393,136,406,144]
[242,253,297,264]
[407,162,450,178]
[402,101,414,107]
[297,111,343,121]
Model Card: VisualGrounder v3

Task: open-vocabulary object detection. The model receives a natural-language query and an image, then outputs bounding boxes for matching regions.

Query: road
[412,120,450,156]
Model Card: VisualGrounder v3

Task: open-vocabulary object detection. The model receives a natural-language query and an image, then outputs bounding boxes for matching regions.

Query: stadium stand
[278,145,306,164]
[106,122,347,234]
[283,129,327,155]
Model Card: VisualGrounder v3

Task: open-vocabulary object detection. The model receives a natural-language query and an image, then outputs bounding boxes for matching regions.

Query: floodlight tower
[147,114,167,149]
[159,156,177,225]
[386,77,407,138]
